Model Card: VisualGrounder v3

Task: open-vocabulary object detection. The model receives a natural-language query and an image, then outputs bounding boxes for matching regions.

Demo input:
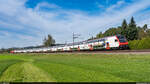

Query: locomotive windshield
[117,35,127,43]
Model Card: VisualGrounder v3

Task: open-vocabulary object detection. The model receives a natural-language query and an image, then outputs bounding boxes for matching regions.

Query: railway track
[39,49,150,54]
[12,49,150,54]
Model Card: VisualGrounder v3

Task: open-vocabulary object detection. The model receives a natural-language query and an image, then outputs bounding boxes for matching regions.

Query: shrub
[129,37,150,50]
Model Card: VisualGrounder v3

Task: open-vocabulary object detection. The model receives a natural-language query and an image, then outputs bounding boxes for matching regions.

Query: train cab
[116,35,129,49]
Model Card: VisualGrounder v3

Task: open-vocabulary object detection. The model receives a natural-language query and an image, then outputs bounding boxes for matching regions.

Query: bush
[129,37,150,50]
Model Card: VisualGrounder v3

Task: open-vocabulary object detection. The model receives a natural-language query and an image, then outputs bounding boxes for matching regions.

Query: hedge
[128,37,150,50]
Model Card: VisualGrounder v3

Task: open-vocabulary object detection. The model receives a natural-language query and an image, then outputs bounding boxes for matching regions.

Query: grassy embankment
[0,53,150,82]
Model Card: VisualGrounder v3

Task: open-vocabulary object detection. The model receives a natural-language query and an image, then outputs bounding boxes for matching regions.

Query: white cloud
[35,2,61,11]
[106,0,125,12]
[96,2,105,9]
[0,0,150,48]
[0,31,10,37]
[0,0,26,16]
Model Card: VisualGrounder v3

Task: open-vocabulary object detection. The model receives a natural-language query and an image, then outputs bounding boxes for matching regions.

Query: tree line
[96,17,150,41]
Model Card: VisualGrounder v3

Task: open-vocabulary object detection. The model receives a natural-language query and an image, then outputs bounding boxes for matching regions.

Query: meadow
[0,53,150,82]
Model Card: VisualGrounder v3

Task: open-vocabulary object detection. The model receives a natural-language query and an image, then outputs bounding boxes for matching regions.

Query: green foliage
[95,17,139,40]
[96,27,121,39]
[138,28,147,40]
[96,17,150,44]
[137,24,150,40]
[103,27,121,37]
[147,29,150,36]
[121,19,128,38]
[96,32,104,38]
[129,37,150,50]
[126,17,138,40]
[43,34,55,47]
[143,24,148,31]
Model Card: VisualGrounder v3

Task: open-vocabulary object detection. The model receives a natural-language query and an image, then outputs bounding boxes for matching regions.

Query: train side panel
[105,36,119,49]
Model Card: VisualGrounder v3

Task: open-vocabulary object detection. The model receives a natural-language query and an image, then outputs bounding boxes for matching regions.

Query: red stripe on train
[120,42,128,45]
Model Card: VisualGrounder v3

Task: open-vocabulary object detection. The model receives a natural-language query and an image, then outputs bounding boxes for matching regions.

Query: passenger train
[11,35,129,53]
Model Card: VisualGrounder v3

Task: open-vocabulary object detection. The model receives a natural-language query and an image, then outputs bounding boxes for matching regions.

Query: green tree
[96,32,104,38]
[43,34,55,47]
[147,29,150,37]
[138,24,149,40]
[103,27,121,37]
[143,24,148,31]
[138,28,147,40]
[127,16,138,41]
[121,19,128,38]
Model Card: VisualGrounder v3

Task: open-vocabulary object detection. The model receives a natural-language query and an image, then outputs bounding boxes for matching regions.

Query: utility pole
[89,33,94,40]
[72,32,74,48]
[65,41,67,45]
[72,32,81,48]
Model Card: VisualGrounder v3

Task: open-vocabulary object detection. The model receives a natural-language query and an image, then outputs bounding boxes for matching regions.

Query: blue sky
[0,0,150,48]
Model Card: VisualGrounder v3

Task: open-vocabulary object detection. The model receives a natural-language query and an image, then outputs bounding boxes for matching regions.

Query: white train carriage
[33,48,39,52]
[66,44,73,51]
[63,45,70,51]
[14,50,20,53]
[51,47,58,52]
[41,48,49,52]
[22,50,27,53]
[78,41,89,50]
[11,35,128,53]
[29,49,34,53]
[18,50,23,53]
[86,38,105,50]
[26,49,30,53]
[57,45,65,51]
[72,43,80,51]
[35,48,43,52]
[47,47,51,51]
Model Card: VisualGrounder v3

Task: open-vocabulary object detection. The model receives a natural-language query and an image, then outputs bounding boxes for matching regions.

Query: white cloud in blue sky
[0,0,150,48]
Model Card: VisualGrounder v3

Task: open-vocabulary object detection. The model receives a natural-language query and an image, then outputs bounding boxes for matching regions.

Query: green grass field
[0,53,150,82]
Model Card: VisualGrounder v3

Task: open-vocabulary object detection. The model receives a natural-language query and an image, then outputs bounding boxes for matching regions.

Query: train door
[106,42,110,49]
[78,46,80,51]
[89,44,93,50]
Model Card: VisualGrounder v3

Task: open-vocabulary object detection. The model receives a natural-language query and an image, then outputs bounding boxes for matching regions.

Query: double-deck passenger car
[11,35,128,53]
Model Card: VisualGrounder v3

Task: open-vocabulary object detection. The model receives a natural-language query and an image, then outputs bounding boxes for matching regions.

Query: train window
[99,39,105,42]
[117,35,127,42]
[115,39,118,42]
